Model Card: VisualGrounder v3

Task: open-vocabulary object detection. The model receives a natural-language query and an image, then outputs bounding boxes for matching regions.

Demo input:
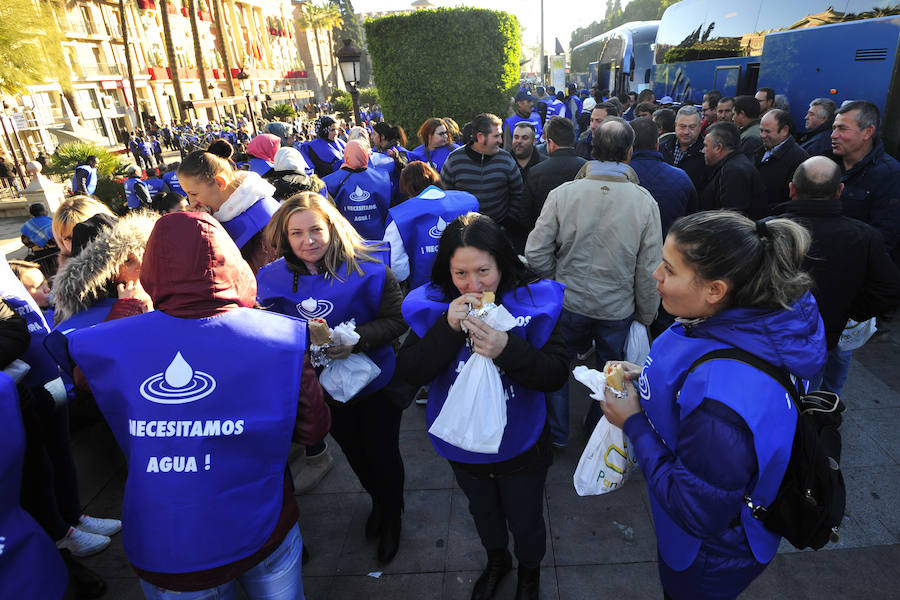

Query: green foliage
[0,2,69,94]
[45,142,129,180]
[93,178,128,216]
[569,0,677,50]
[266,103,298,120]
[358,87,379,107]
[330,90,353,121]
[365,7,520,136]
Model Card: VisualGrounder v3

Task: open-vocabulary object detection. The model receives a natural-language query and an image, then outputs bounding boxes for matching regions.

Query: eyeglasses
[435,131,448,136]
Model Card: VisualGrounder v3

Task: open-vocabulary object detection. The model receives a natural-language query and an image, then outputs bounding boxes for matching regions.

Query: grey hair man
[660,104,706,192]
[799,97,837,156]
[526,116,661,446]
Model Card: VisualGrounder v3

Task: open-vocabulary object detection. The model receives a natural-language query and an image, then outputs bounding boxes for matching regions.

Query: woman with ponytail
[599,211,826,600]
[178,140,280,273]
[370,122,410,206]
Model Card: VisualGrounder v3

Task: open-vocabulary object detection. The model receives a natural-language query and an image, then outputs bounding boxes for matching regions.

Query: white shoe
[77,514,121,536]
[293,447,334,494]
[56,526,110,557]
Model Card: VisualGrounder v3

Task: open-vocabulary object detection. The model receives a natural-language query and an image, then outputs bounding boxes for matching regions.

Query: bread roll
[308,317,332,346]
[605,363,626,393]
[481,291,495,306]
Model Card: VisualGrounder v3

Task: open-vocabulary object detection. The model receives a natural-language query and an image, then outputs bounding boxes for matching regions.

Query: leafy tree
[266,103,298,121]
[0,2,68,94]
[329,0,369,84]
[45,142,129,180]
[568,0,678,51]
[329,89,353,121]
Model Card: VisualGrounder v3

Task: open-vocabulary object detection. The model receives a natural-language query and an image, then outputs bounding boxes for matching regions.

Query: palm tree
[118,0,143,132]
[159,0,187,122]
[211,0,236,96]
[320,4,343,89]
[296,3,328,96]
[187,0,213,120]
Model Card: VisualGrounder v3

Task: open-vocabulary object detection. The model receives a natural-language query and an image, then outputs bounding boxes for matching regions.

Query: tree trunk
[159,0,187,122]
[328,29,339,89]
[187,0,213,121]
[313,29,328,98]
[211,0,235,97]
[119,0,143,132]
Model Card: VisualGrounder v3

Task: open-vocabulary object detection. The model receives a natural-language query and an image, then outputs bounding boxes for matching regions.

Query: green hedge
[364,7,520,141]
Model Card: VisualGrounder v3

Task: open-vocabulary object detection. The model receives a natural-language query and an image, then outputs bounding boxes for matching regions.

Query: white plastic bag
[571,365,636,496]
[317,320,381,403]
[624,321,651,366]
[428,304,519,454]
[838,317,877,352]
[574,416,636,496]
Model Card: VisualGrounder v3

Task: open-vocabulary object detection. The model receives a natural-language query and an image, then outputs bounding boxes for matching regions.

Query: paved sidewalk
[68,331,900,599]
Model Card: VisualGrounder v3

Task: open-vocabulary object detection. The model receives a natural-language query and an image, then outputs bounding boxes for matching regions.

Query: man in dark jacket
[511,122,544,182]
[660,105,706,192]
[779,156,900,393]
[754,109,809,212]
[575,102,617,160]
[828,100,900,261]
[798,98,836,156]
[628,117,697,237]
[700,122,767,219]
[520,116,586,235]
[733,95,763,159]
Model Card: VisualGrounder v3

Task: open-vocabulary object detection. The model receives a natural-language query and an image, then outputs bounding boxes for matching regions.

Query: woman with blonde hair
[256,192,407,564]
[52,195,115,266]
[408,117,459,174]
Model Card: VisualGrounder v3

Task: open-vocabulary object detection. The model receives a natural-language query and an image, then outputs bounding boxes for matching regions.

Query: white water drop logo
[428,216,448,239]
[348,185,371,202]
[295,296,334,320]
[139,352,217,404]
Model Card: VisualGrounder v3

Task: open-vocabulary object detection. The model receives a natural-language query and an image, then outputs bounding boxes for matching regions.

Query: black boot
[60,549,107,599]
[377,515,401,563]
[365,499,383,539]
[471,549,512,600]
[515,565,540,600]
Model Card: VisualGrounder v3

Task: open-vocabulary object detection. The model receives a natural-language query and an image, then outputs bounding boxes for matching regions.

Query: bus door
[743,63,760,95]
[713,66,742,97]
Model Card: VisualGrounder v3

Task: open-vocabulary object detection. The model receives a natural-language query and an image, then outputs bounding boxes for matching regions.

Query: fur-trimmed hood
[53,211,159,325]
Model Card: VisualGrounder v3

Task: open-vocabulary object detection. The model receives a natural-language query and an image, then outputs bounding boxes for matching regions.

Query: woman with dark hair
[300,116,346,177]
[322,140,391,241]
[370,121,410,206]
[257,193,406,564]
[407,118,459,174]
[382,162,478,289]
[600,211,826,600]
[442,117,462,145]
[396,213,568,600]
[177,140,279,273]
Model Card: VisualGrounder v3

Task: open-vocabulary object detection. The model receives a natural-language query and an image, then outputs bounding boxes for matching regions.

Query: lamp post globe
[335,39,362,126]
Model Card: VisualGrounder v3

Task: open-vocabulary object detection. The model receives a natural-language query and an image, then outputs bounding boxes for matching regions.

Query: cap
[515,91,536,102]
[659,95,675,105]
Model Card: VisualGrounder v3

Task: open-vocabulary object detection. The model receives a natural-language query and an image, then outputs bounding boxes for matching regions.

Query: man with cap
[503,91,543,151]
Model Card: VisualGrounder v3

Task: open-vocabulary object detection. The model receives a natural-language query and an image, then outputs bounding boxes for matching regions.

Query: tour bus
[651,0,900,155]
[570,21,660,93]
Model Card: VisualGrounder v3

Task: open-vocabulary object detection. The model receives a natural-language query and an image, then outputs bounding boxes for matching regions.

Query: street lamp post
[235,68,258,136]
[335,39,362,127]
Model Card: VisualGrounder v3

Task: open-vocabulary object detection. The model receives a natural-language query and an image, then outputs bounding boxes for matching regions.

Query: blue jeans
[809,346,853,395]
[139,524,305,600]
[547,309,632,445]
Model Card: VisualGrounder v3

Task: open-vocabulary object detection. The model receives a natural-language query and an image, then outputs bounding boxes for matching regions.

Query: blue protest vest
[386,186,478,289]
[20,215,54,247]
[161,171,186,196]
[124,177,149,210]
[67,308,304,573]
[44,298,117,380]
[503,112,544,142]
[323,167,391,241]
[0,373,68,599]
[371,147,409,206]
[221,196,280,250]
[140,141,154,157]
[303,138,346,177]
[402,280,564,463]
[248,157,274,177]
[71,164,97,195]
[256,256,394,397]
[3,295,59,389]
[546,99,565,117]
[145,177,167,198]
[408,144,458,174]
[638,325,797,569]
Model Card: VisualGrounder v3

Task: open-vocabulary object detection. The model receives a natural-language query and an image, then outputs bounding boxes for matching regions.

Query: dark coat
[660,136,707,193]
[520,148,587,234]
[798,122,833,156]
[699,151,767,220]
[753,136,809,212]
[517,148,545,183]
[575,131,593,160]
[779,197,900,348]
[629,150,699,237]
[829,140,900,255]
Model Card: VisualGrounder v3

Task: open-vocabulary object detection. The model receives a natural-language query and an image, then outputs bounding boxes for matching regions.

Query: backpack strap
[331,169,354,198]
[687,347,801,403]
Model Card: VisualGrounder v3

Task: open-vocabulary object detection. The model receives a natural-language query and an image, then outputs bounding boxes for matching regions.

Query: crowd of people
[3,79,900,600]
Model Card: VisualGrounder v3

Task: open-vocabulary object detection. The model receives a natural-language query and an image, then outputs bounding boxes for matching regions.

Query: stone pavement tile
[556,562,663,598]
[296,491,363,577]
[840,360,900,409]
[847,407,900,464]
[400,404,427,432]
[443,567,559,600]
[744,544,900,599]
[854,338,900,391]
[546,480,657,566]
[305,435,364,495]
[100,576,145,600]
[319,571,444,600]
[300,575,334,600]
[839,411,896,468]
[336,489,450,576]
[444,489,553,571]
[77,526,131,580]
[400,428,455,491]
[843,465,900,541]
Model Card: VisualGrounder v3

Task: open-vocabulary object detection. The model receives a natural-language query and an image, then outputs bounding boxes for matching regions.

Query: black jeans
[329,388,405,521]
[451,461,548,569]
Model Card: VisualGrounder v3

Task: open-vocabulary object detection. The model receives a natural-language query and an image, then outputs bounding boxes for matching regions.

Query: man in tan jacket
[525,117,662,446]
